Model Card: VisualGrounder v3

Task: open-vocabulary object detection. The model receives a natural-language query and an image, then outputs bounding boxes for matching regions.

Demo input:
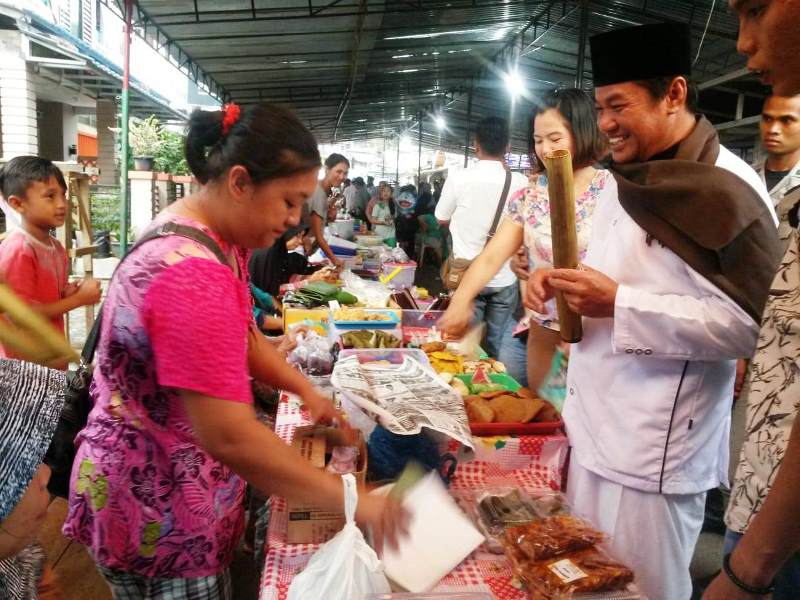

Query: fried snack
[421,341,447,353]
[428,351,463,374]
[517,387,537,399]
[534,400,560,423]
[490,395,545,423]
[451,378,470,397]
[465,396,495,423]
[478,390,507,400]
[505,515,605,561]
[517,548,635,598]
[333,308,394,322]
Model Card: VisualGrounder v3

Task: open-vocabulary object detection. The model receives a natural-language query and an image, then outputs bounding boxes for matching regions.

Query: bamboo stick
[544,149,583,343]
[0,284,79,365]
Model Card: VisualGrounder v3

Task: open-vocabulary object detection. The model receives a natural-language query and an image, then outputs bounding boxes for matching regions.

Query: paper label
[548,559,587,583]
[328,300,341,310]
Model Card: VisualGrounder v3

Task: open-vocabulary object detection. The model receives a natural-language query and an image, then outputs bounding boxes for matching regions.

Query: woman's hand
[300,387,345,426]
[523,268,556,313]
[438,301,473,338]
[355,491,410,556]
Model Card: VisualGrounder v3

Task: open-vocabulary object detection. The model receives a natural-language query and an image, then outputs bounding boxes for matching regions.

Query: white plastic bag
[287,474,391,600]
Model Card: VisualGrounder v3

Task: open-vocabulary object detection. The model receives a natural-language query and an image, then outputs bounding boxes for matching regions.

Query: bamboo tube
[0,284,79,365]
[544,149,583,343]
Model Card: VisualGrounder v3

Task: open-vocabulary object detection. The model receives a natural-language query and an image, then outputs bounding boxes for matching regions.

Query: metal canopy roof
[129,0,768,152]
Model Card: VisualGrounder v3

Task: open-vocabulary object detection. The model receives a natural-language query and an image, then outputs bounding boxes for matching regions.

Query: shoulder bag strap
[485,170,513,246]
[80,221,232,364]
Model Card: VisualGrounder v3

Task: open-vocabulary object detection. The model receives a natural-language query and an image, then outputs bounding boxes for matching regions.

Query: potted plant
[129,116,161,171]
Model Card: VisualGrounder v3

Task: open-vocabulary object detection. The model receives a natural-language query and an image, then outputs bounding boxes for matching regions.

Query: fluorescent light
[393,68,420,73]
[435,116,446,130]
[384,28,486,41]
[392,54,413,59]
[504,69,526,97]
[447,48,472,54]
[281,60,307,64]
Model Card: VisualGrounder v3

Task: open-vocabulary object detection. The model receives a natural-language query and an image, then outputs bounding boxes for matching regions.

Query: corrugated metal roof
[132,0,768,150]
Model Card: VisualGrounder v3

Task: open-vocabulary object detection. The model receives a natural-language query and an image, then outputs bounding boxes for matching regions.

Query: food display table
[259,392,569,600]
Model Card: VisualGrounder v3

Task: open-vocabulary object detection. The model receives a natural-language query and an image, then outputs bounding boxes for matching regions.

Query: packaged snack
[515,547,635,599]
[477,489,539,533]
[505,515,605,561]
[529,492,570,518]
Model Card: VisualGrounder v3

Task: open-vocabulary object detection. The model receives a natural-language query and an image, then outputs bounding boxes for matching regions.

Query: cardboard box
[287,426,368,544]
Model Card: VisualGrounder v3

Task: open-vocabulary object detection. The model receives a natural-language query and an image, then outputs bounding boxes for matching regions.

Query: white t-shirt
[435,160,528,288]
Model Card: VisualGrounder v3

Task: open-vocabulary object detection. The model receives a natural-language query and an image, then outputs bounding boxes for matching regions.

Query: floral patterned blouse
[63,213,253,578]
[504,169,614,330]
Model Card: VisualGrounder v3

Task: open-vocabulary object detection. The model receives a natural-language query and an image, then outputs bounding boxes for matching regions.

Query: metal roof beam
[99,0,225,101]
[698,67,752,90]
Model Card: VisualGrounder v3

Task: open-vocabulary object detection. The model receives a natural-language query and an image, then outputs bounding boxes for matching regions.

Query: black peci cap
[590,22,692,87]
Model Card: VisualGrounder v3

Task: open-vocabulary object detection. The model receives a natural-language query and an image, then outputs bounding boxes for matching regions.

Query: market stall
[255,230,643,599]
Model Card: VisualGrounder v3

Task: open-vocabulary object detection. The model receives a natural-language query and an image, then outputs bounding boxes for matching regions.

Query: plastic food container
[455,374,564,436]
[338,348,433,372]
[381,261,417,290]
[333,309,401,328]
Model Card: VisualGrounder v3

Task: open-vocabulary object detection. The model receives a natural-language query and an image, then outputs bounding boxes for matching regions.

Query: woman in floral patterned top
[440,89,614,391]
[62,103,404,599]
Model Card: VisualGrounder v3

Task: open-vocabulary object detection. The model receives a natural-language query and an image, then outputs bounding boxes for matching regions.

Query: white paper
[379,473,485,593]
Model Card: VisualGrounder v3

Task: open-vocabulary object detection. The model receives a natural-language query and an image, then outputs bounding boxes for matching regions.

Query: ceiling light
[384,28,486,41]
[504,69,526,97]
[392,54,413,59]
[447,48,472,54]
[393,68,420,73]
[435,115,446,130]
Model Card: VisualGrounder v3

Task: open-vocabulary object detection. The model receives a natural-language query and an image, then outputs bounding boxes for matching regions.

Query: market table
[259,392,569,600]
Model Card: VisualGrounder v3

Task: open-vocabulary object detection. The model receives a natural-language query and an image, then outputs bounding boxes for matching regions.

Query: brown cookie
[465,396,495,423]
[479,390,507,400]
[490,395,546,423]
[533,401,560,423]
[516,387,537,399]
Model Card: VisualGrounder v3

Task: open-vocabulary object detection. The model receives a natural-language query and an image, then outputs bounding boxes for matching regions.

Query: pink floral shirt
[504,169,614,330]
[63,214,253,578]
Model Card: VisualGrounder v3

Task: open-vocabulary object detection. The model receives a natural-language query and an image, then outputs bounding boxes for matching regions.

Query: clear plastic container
[381,261,417,290]
[338,348,432,371]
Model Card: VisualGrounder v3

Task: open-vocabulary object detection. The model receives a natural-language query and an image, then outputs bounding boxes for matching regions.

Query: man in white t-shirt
[435,116,527,357]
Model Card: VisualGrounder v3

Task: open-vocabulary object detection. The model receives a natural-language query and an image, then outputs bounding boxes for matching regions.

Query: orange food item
[516,548,635,598]
[504,515,604,561]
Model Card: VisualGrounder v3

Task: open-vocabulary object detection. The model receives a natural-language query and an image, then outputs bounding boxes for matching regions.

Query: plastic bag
[512,547,635,598]
[341,270,392,307]
[287,474,391,600]
[504,515,605,561]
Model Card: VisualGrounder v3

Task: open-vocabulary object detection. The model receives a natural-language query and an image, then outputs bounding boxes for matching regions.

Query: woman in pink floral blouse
[63,103,404,599]
[440,89,614,391]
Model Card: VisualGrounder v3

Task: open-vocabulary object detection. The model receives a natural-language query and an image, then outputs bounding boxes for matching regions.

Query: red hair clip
[221,103,241,135]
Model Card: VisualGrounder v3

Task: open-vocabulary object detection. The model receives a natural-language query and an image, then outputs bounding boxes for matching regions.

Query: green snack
[341,329,400,349]
[471,383,507,394]
[335,290,358,305]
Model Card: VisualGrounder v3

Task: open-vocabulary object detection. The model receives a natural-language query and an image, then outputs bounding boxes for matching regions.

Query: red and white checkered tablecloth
[260,393,569,600]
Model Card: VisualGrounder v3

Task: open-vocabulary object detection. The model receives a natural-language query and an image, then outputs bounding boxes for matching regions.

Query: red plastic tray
[469,416,564,436]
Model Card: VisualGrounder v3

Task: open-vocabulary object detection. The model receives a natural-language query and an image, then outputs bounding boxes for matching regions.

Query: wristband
[722,553,774,596]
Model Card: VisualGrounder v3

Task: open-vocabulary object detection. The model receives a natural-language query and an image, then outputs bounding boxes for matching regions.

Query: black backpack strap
[485,170,513,245]
[80,221,232,364]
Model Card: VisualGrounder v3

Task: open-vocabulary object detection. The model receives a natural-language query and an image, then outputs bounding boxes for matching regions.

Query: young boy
[0,157,101,361]
[0,358,66,598]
